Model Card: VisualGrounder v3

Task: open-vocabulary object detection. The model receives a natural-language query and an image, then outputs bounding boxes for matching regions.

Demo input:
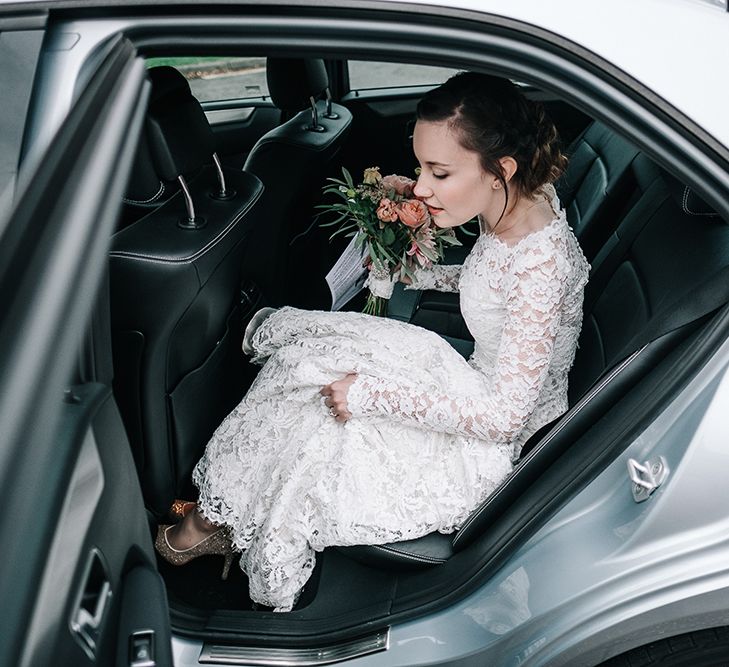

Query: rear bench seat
[338,131,729,570]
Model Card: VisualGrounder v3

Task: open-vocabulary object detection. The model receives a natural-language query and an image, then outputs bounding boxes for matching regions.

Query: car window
[145,57,269,102]
[348,60,460,91]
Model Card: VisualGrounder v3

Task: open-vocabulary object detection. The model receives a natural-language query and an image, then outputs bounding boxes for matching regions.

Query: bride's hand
[320,373,357,423]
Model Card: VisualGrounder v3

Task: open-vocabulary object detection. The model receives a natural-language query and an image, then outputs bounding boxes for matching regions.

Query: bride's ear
[498,156,518,184]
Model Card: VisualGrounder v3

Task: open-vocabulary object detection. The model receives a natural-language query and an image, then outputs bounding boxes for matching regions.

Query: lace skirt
[192,307,513,611]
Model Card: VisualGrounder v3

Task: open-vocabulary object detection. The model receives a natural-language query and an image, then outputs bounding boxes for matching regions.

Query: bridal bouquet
[317,166,461,316]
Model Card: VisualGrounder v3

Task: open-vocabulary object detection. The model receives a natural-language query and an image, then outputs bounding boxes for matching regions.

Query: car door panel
[0,33,171,667]
[116,565,173,667]
[20,385,168,667]
[339,90,422,179]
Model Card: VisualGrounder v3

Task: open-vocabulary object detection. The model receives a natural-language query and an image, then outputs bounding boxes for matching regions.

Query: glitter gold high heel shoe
[155,524,236,580]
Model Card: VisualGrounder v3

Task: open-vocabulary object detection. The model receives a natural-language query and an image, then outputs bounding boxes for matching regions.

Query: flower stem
[363,293,388,317]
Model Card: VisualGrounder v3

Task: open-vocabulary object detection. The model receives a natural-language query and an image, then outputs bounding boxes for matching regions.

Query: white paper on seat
[325,235,368,311]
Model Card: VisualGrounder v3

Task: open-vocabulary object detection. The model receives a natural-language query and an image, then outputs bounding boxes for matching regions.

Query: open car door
[0,33,172,667]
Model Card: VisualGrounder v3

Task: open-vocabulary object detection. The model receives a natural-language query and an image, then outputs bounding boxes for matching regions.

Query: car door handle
[70,548,112,660]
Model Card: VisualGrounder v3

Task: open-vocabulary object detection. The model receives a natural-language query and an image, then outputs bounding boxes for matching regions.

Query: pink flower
[415,225,437,251]
[406,240,432,267]
[382,174,416,198]
[397,199,430,228]
[406,225,436,268]
[376,197,399,223]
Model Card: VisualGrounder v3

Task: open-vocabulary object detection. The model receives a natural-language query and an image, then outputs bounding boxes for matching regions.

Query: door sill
[172,630,390,666]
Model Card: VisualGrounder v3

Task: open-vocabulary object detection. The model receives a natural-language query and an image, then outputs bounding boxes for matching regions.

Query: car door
[0,30,172,667]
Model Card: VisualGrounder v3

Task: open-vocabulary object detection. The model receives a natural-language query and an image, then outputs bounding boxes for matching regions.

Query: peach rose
[382,174,416,197]
[397,199,430,228]
[376,197,399,223]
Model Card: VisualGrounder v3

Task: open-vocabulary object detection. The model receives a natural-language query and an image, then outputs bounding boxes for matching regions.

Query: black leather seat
[110,67,264,515]
[242,58,353,306]
[339,150,728,569]
[568,155,723,402]
[557,121,643,262]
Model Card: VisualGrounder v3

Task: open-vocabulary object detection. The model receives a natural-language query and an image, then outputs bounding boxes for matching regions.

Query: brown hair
[416,72,567,223]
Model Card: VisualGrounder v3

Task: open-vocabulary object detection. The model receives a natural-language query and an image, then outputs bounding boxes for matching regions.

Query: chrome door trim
[199,628,389,666]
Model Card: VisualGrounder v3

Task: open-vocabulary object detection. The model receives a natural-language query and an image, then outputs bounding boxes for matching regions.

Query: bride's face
[412,119,498,229]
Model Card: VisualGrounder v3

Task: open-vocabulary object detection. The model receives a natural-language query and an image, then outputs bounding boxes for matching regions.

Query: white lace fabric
[407,262,462,292]
[193,186,590,611]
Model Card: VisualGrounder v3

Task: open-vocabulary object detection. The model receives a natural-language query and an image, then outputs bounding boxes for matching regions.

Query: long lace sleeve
[348,247,570,444]
[404,263,462,292]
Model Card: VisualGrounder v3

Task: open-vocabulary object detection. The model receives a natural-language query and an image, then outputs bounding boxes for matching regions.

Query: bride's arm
[348,250,571,443]
[403,264,462,293]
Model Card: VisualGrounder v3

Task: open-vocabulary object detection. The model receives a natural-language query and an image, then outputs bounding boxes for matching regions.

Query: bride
[155,72,590,611]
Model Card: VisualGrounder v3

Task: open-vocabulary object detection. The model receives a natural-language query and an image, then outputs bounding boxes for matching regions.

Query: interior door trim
[19,427,105,667]
[0,35,148,667]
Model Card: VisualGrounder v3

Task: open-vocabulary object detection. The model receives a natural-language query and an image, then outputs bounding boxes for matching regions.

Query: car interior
[4,0,729,661]
[95,49,729,651]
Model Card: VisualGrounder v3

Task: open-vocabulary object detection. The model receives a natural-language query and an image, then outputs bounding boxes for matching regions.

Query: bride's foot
[155,510,235,580]
[165,507,219,550]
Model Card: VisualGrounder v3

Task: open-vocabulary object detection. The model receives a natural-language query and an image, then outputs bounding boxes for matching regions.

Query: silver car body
[14,0,729,664]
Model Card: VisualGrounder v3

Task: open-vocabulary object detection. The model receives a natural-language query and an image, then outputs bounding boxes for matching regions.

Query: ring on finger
[328,407,338,417]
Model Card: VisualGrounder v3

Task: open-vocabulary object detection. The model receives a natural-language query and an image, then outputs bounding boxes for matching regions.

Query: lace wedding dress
[192,186,590,611]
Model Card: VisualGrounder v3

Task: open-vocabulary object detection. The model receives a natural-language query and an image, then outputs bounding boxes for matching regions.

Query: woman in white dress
[155,72,590,611]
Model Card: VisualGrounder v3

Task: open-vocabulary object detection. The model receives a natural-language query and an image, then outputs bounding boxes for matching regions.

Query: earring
[492,182,501,190]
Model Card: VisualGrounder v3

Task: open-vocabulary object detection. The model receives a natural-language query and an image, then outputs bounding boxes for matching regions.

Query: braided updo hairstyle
[416,72,567,224]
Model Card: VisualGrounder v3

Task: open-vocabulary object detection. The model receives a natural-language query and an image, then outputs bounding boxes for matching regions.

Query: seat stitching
[682,186,717,217]
[369,545,447,563]
[122,180,165,205]
[110,186,263,264]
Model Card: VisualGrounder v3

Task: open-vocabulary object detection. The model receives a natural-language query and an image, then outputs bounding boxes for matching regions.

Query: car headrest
[122,131,168,207]
[145,66,215,181]
[665,171,719,219]
[266,58,329,111]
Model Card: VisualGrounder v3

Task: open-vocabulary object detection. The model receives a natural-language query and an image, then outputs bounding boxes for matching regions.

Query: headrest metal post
[307,96,325,132]
[324,89,339,120]
[177,175,205,229]
[212,153,227,197]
